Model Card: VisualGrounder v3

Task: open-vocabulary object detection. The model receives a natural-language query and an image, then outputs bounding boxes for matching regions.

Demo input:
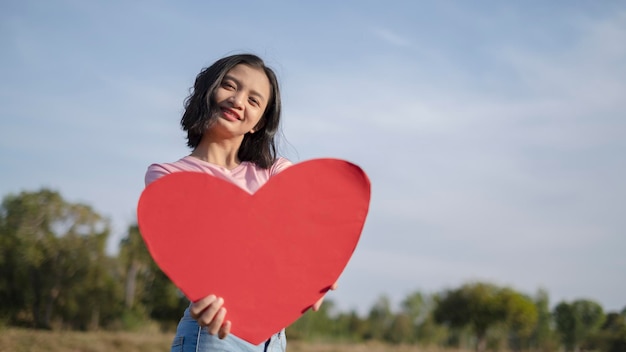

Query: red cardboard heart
[137,158,370,344]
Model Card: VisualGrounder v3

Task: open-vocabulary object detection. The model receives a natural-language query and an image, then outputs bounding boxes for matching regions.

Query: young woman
[144,53,335,352]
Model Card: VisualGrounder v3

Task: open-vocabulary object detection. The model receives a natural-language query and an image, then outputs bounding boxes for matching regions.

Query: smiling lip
[221,107,241,121]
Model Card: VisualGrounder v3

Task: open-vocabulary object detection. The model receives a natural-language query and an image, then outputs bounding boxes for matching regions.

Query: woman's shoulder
[145,156,293,187]
[269,156,293,176]
[144,156,204,186]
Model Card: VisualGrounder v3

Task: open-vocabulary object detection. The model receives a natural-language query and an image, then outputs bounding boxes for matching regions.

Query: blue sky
[2,0,625,315]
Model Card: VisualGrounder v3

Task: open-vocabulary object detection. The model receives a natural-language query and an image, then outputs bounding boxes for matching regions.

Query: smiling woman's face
[209,64,271,138]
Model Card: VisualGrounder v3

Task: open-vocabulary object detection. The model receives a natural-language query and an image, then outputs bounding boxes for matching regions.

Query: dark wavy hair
[181,54,281,169]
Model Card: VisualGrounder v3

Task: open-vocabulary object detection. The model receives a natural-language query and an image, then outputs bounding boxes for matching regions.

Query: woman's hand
[311,282,338,311]
[189,295,231,339]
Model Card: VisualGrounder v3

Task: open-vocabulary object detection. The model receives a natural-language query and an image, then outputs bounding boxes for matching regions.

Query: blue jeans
[170,307,286,352]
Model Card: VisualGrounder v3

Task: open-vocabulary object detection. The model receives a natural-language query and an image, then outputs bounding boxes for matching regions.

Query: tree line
[1,189,624,352]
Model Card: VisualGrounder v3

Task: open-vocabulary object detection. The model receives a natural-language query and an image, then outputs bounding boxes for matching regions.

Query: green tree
[594,312,626,352]
[499,287,538,350]
[0,189,63,326]
[364,295,393,341]
[393,291,426,344]
[529,289,559,352]
[434,282,504,351]
[554,299,605,352]
[385,313,413,344]
[118,225,152,311]
[400,291,449,346]
[286,299,336,340]
[50,220,122,330]
[433,282,538,352]
[142,265,189,326]
[416,312,450,347]
[0,189,118,329]
[400,291,426,325]
[333,310,367,341]
[118,224,188,329]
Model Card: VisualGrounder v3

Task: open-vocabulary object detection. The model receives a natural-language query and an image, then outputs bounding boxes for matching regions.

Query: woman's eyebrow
[223,74,267,102]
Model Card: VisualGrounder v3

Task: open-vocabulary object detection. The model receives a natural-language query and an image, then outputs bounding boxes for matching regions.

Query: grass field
[0,328,467,352]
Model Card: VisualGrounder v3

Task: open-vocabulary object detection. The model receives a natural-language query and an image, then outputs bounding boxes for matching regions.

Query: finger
[208,307,227,335]
[198,297,224,327]
[189,295,217,319]
[312,296,324,311]
[218,320,232,339]
[330,282,338,290]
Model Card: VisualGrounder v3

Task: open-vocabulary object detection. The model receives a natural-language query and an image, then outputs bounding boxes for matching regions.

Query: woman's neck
[189,138,243,170]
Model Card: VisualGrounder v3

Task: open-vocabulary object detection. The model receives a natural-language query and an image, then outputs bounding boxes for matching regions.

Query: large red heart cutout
[137,158,370,344]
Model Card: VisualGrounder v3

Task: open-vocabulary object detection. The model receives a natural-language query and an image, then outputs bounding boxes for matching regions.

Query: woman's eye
[222,82,235,90]
[249,97,260,106]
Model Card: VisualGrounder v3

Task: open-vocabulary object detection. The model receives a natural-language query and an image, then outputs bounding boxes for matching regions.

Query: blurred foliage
[432,282,537,351]
[554,299,606,351]
[1,188,624,352]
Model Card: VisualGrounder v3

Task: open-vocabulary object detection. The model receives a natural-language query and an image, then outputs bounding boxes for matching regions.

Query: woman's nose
[229,93,244,108]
